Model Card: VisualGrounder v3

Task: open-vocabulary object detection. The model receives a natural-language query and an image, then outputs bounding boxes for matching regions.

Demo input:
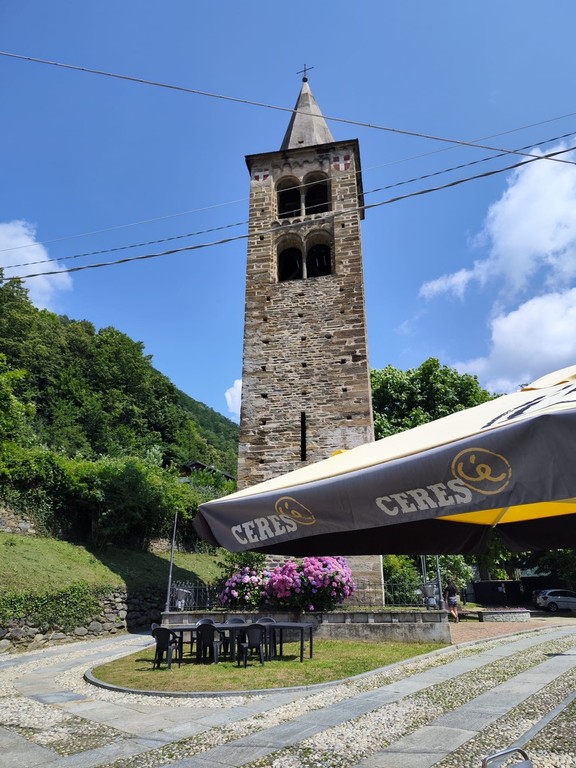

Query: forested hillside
[0,275,237,474]
[0,273,237,551]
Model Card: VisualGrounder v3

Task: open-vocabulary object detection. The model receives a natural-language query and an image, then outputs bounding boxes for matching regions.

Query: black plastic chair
[257,616,277,659]
[196,617,215,625]
[152,626,181,669]
[196,623,224,663]
[237,623,266,667]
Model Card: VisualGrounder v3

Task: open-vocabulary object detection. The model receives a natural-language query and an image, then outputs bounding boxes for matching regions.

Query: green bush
[0,581,109,632]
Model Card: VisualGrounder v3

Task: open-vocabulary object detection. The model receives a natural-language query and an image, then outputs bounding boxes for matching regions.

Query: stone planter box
[478,610,531,622]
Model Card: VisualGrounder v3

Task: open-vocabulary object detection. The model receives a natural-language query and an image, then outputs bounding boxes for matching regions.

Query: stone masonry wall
[238,140,373,484]
[0,506,37,536]
[0,587,164,654]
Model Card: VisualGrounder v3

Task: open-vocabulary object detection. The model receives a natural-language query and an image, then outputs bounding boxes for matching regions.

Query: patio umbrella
[194,365,576,555]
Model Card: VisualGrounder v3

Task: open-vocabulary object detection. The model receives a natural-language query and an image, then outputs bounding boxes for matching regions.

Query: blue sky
[3,2,576,421]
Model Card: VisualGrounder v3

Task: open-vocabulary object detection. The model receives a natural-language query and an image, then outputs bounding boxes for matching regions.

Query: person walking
[444,579,459,622]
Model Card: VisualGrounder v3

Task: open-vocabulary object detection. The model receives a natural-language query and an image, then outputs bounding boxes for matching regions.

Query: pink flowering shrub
[263,556,356,612]
[219,558,356,612]
[218,567,268,609]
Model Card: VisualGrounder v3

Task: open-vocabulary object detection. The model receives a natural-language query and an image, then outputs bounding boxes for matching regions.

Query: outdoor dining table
[167,620,313,663]
[264,621,314,662]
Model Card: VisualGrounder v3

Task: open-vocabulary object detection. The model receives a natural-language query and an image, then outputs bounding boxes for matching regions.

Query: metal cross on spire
[297,64,314,82]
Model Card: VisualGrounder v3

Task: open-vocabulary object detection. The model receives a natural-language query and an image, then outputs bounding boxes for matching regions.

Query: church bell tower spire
[237,76,383,604]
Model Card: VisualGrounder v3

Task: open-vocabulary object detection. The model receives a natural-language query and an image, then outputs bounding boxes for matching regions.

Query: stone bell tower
[238,76,383,604]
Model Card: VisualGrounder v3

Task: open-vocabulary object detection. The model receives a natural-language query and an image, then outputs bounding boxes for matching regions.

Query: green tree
[0,354,35,444]
[0,272,238,470]
[372,359,498,580]
[382,555,422,604]
[371,358,494,439]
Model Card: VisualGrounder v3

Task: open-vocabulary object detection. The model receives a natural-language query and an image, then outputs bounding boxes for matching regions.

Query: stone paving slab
[0,725,57,768]
[358,725,478,768]
[355,638,576,768]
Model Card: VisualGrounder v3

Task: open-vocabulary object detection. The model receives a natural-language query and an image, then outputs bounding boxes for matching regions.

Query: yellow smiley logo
[275,496,316,525]
[451,448,512,495]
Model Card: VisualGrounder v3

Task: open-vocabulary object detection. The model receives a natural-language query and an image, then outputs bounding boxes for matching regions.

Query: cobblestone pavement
[1,616,575,768]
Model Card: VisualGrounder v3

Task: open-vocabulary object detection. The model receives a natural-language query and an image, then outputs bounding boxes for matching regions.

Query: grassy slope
[0,532,222,593]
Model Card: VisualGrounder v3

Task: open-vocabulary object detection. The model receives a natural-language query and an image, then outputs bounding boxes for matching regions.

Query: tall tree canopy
[371,358,494,439]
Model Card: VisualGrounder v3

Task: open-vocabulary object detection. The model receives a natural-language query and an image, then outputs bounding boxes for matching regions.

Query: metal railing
[380,580,442,608]
[167,580,441,612]
[169,580,221,611]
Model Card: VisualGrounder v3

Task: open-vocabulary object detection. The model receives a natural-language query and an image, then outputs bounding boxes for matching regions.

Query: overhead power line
[8,143,576,282]
[2,124,575,268]
[3,50,576,256]
[2,50,575,166]
[2,220,247,270]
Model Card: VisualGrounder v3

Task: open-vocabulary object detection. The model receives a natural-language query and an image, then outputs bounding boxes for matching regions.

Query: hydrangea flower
[262,556,356,612]
[218,567,268,609]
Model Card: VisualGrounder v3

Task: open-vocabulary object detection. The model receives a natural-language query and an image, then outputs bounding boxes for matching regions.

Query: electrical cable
[0,197,247,254]
[2,220,247,270]
[7,143,575,282]
[3,127,574,268]
[3,50,576,258]
[1,50,574,165]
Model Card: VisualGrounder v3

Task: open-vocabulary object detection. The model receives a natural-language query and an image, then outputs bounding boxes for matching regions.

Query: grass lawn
[0,532,221,592]
[92,638,445,693]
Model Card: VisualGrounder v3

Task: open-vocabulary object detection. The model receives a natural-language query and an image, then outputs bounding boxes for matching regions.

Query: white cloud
[419,143,576,390]
[0,220,72,309]
[419,267,475,300]
[420,143,576,301]
[225,378,242,420]
[456,289,576,393]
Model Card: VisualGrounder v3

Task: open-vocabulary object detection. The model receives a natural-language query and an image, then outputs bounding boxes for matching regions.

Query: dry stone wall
[0,587,163,653]
[0,506,36,536]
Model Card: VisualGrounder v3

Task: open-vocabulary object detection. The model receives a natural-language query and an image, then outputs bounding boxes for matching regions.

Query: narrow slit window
[300,411,307,461]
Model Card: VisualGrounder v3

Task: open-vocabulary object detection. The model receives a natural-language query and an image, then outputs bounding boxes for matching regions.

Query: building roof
[280,78,335,150]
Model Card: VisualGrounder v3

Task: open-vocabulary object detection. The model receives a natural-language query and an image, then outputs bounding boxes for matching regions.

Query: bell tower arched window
[278,246,303,282]
[306,243,332,277]
[277,178,301,219]
[304,173,330,216]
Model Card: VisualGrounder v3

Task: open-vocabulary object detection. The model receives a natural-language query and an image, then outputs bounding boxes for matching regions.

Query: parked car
[536,589,576,612]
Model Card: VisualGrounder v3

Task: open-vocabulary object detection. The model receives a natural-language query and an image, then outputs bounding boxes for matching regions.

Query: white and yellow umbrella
[194,365,576,555]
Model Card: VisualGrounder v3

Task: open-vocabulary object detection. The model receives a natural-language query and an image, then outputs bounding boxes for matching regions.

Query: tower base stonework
[264,553,384,608]
[345,555,385,607]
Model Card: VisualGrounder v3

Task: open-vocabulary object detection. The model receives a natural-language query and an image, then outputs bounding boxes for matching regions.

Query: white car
[536,589,576,612]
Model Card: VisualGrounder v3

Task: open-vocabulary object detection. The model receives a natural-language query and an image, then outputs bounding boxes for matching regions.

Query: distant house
[181,460,235,483]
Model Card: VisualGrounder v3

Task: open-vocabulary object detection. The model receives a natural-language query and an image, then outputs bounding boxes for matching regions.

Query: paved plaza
[1,616,575,767]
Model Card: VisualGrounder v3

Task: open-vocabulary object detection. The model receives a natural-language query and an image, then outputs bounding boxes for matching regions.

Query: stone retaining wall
[0,506,37,536]
[162,609,451,644]
[0,587,164,653]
